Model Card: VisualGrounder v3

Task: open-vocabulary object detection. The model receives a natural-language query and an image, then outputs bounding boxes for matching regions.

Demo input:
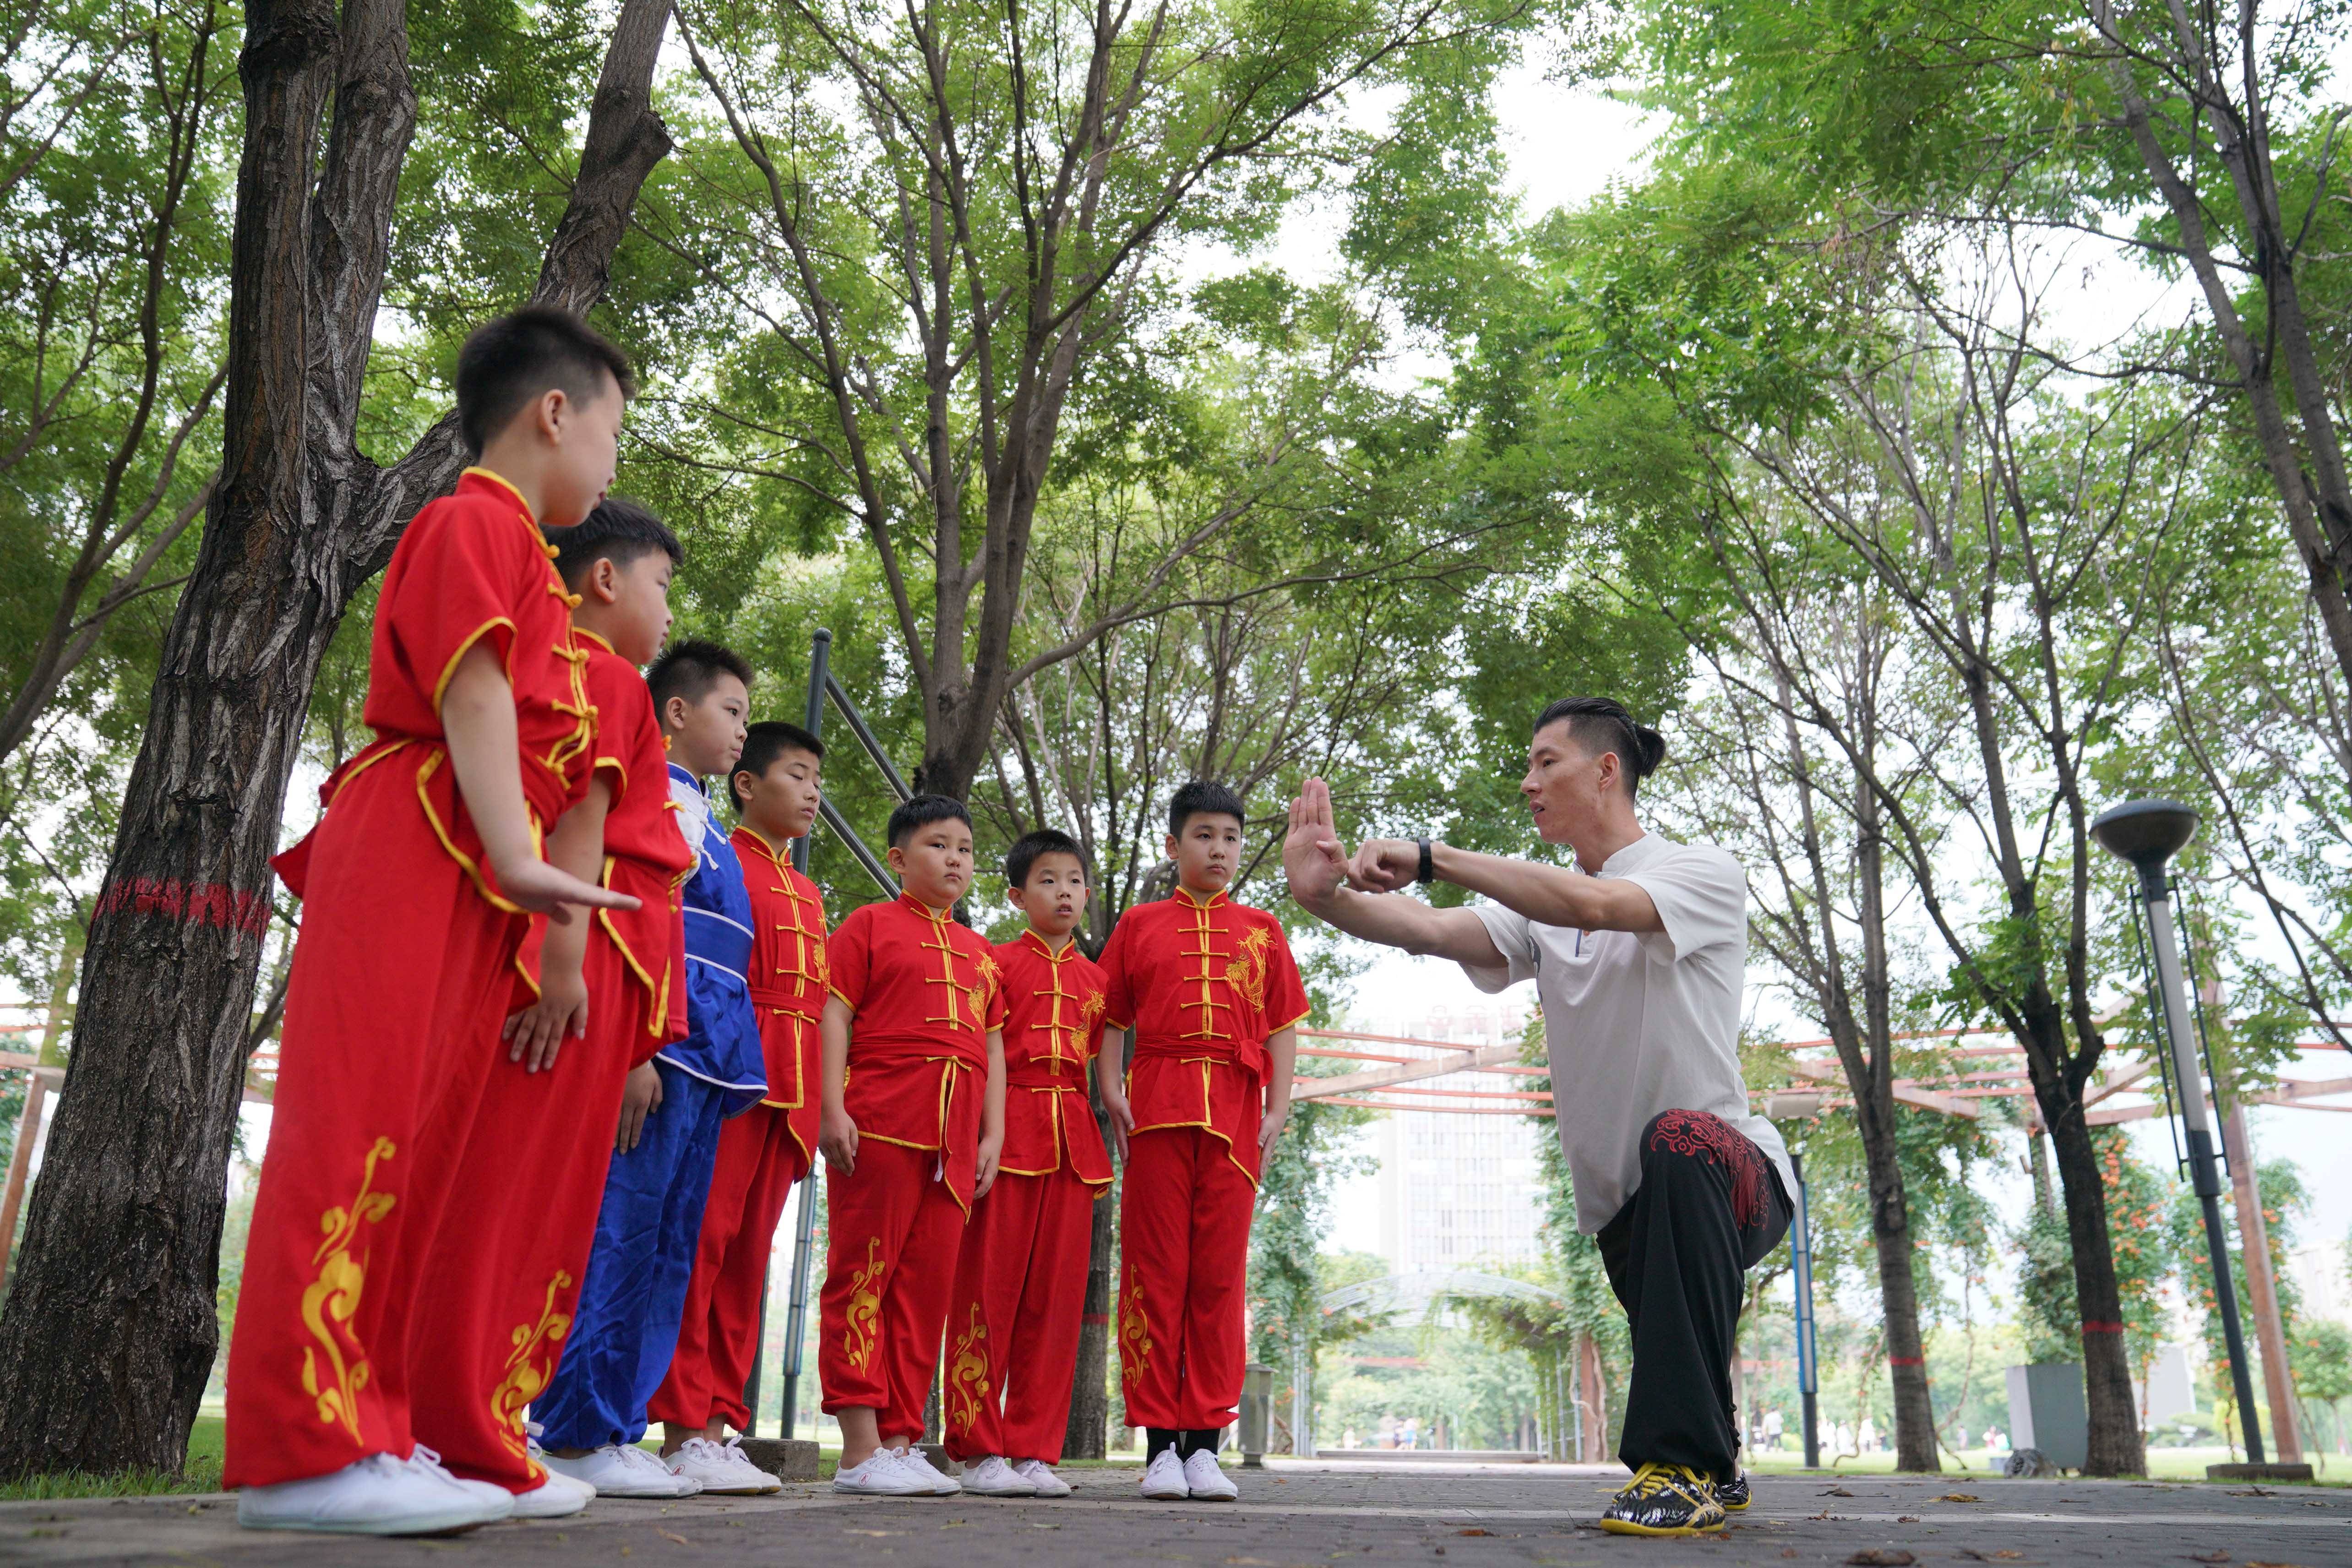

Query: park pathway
[0,1459,2343,1565]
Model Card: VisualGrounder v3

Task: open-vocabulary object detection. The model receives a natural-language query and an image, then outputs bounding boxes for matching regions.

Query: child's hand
[819,1105,859,1175]
[1258,1096,1291,1157]
[975,1134,1003,1201]
[504,968,588,1071]
[493,855,642,922]
[615,1062,663,1152]
[1100,1087,1135,1164]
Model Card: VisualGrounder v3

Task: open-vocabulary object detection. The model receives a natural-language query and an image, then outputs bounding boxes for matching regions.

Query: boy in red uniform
[228,308,641,1536]
[1098,781,1308,1503]
[402,498,694,1519]
[818,795,1007,1497]
[942,829,1112,1499]
[648,721,827,1491]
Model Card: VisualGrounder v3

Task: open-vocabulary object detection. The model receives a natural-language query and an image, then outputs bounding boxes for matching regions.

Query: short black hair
[454,305,635,457]
[1533,696,1667,797]
[646,639,753,719]
[729,721,824,813]
[887,794,972,849]
[1006,828,1086,888]
[1168,780,1247,838]
[554,496,681,590]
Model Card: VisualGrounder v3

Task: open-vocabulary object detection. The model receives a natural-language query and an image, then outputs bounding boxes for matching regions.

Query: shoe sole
[1719,1498,1748,1511]
[1188,1492,1239,1502]
[965,1486,1037,1497]
[1597,1517,1726,1537]
[833,1483,935,1496]
[240,1508,509,1537]
[1141,1488,1189,1500]
[682,1481,778,1495]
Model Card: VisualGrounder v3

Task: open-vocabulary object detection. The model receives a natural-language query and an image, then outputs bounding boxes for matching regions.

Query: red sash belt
[748,985,819,1016]
[1133,1034,1268,1080]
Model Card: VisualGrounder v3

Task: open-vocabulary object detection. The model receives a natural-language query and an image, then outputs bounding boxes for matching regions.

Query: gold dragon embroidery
[1117,1277,1154,1383]
[843,1237,888,1372]
[945,1303,993,1432]
[489,1270,575,1472]
[1225,926,1271,1010]
[300,1137,399,1445]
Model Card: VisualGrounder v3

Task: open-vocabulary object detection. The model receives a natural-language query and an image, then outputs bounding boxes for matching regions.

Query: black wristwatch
[1416,838,1434,886]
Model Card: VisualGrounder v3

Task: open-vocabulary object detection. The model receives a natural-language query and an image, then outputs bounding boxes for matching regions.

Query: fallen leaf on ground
[2189,1553,2230,1563]
[1940,1492,1982,1503]
[1456,1529,1493,1537]
[842,1529,903,1537]
[1820,1486,1857,1497]
[1955,1552,2029,1563]
[1845,1552,1915,1567]
[657,1531,688,1546]
[1896,1515,1920,1523]
[2244,1561,2307,1568]
[2229,1488,2276,1497]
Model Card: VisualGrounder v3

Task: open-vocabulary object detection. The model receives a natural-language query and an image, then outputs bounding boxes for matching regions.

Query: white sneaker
[1139,1447,1189,1500]
[1183,1448,1238,1501]
[667,1435,782,1495]
[406,1447,523,1518]
[238,1451,512,1535]
[524,1427,593,1500]
[832,1448,935,1496]
[537,1443,701,1499]
[1013,1458,1072,1497]
[959,1454,1035,1496]
[892,1445,963,1495]
[508,1469,592,1519]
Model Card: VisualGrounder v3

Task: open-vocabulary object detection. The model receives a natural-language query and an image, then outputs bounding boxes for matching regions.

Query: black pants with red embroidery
[1595,1109,1793,1482]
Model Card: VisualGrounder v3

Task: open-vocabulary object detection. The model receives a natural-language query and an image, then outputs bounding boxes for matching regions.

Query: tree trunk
[1860,1124,1939,1472]
[0,0,675,1479]
[2040,1070,2148,1477]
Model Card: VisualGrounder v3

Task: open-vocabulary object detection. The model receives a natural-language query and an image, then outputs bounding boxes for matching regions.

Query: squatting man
[1282,695,1794,1539]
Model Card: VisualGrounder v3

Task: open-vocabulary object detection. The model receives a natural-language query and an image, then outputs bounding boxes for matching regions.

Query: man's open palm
[1285,778,1351,908]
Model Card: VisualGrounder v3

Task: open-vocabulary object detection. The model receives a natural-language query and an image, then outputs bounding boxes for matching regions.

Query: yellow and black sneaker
[1714,1471,1750,1510]
[1598,1463,1728,1536]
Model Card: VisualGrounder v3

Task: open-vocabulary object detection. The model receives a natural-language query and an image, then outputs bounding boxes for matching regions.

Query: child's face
[1165,811,1242,894]
[1007,852,1089,940]
[888,818,974,909]
[664,672,749,779]
[579,550,674,666]
[735,749,821,843]
[535,369,626,531]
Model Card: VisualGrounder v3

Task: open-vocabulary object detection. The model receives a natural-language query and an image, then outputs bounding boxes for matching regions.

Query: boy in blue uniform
[535,640,768,1497]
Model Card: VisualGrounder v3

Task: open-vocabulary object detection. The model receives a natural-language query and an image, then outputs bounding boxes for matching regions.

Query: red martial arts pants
[817,1141,966,1442]
[1116,1127,1256,1431]
[403,934,636,1490]
[648,1102,806,1433]
[223,766,524,1489]
[942,1169,1097,1465]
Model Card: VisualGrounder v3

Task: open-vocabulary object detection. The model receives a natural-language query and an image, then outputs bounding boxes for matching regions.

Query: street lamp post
[2090,799,2266,1469]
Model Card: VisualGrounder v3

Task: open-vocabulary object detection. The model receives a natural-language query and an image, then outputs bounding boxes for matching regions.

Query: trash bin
[1239,1363,1274,1467]
[2004,1363,2087,1473]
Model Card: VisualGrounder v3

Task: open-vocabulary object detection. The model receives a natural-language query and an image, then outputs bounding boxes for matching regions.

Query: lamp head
[2091,799,2198,888]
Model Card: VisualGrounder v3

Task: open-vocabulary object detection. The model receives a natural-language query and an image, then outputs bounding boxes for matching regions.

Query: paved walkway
[1,1459,2346,1566]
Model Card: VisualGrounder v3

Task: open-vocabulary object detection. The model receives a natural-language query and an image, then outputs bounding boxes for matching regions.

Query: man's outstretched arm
[1283,779,1508,967]
[1351,838,1663,936]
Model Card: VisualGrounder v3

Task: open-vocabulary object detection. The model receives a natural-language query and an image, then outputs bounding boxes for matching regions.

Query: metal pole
[2143,870,2266,1464]
[776,628,833,1441]
[1791,1151,1820,1469]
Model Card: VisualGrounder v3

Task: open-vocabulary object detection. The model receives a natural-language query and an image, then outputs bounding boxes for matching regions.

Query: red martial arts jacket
[735,826,829,1157]
[274,468,594,905]
[828,894,1006,1208]
[992,931,1112,1187]
[1099,887,1309,1186]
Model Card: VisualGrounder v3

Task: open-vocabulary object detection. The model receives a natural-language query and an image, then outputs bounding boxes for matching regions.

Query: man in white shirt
[1283,697,1792,1538]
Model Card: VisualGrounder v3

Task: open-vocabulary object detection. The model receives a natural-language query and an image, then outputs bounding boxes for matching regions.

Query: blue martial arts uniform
[534,766,768,1450]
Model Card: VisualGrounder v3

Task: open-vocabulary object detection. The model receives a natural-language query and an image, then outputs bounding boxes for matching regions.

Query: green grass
[1747,1443,2352,1486]
[0,1415,226,1502]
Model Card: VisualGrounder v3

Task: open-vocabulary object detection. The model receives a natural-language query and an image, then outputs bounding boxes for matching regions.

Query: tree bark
[0,0,675,1478]
[2036,1047,2147,1478]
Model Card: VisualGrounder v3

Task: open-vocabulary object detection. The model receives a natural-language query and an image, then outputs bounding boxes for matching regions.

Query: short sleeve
[828,909,873,1011]
[1465,903,1541,993]
[1623,847,1748,964]
[1099,916,1135,1029]
[1262,920,1310,1031]
[587,657,637,783]
[387,501,529,710]
[1083,969,1108,1060]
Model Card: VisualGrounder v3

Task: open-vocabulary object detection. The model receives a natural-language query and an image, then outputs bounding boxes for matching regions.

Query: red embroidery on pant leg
[1645,1110,1766,1228]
